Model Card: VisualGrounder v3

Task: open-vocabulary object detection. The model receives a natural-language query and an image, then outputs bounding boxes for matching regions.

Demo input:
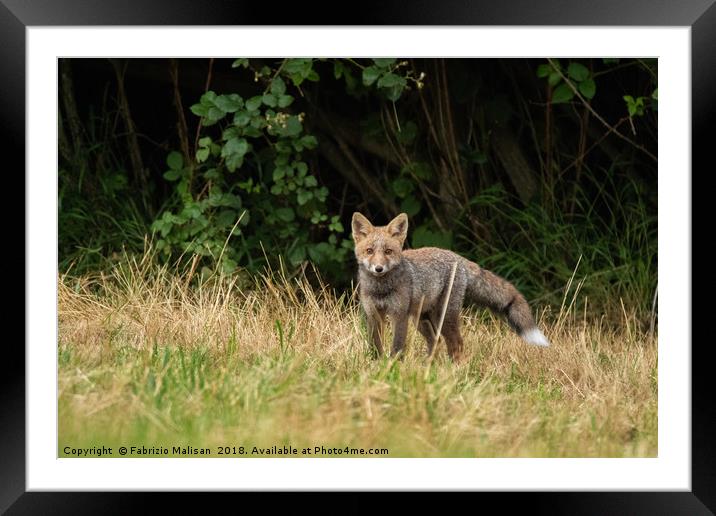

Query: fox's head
[351,212,408,277]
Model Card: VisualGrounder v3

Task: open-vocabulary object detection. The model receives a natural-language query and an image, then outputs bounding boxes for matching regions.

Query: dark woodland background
[58,58,657,323]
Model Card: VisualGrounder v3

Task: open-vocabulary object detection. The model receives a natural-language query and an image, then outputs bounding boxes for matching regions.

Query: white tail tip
[521,328,550,347]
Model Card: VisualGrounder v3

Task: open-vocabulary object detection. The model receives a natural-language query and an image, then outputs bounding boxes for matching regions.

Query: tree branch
[547,58,657,162]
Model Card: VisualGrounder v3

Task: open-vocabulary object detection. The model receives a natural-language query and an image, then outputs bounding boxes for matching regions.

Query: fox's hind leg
[440,279,467,360]
[418,317,438,356]
[419,312,464,360]
[441,313,464,361]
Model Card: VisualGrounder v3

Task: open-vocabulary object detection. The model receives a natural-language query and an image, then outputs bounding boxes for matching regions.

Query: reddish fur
[352,212,546,359]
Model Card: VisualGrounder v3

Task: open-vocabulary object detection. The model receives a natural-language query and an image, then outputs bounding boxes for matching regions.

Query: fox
[352,211,550,360]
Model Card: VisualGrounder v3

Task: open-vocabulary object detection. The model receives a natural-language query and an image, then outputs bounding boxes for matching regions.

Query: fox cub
[352,212,550,360]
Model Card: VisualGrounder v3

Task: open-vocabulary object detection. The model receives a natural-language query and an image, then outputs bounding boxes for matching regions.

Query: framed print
[5,0,714,513]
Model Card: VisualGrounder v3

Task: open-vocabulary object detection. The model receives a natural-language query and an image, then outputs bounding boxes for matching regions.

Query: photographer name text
[61,445,389,457]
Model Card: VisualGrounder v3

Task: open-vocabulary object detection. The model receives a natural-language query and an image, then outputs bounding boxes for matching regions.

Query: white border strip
[27,26,690,491]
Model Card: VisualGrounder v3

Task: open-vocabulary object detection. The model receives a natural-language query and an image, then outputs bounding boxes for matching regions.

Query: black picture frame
[4,0,713,513]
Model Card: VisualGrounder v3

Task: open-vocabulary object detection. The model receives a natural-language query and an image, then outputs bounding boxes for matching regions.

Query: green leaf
[284,58,311,74]
[214,94,243,113]
[288,245,306,265]
[243,126,262,138]
[189,103,209,117]
[333,61,344,79]
[406,162,432,180]
[167,151,183,170]
[206,107,225,122]
[159,222,172,237]
[275,207,295,222]
[548,71,562,86]
[412,226,452,249]
[329,216,344,232]
[283,58,316,86]
[208,190,224,207]
[216,209,237,228]
[536,64,551,78]
[262,94,277,107]
[301,135,318,149]
[385,86,404,102]
[304,175,318,187]
[233,111,251,127]
[567,62,590,82]
[270,76,287,96]
[293,161,308,177]
[295,162,308,177]
[396,121,418,145]
[651,88,658,100]
[551,83,575,104]
[283,117,302,137]
[232,58,249,69]
[578,78,596,99]
[273,164,289,181]
[362,66,380,86]
[198,136,212,147]
[222,257,238,274]
[223,193,242,209]
[277,94,294,108]
[163,168,182,181]
[221,137,249,158]
[623,95,646,117]
[204,168,221,180]
[221,127,238,141]
[297,190,313,205]
[400,196,421,217]
[303,244,322,263]
[196,148,210,163]
[392,177,414,198]
[199,91,217,105]
[275,151,290,165]
[225,154,244,172]
[377,72,404,89]
[373,58,396,67]
[246,96,263,112]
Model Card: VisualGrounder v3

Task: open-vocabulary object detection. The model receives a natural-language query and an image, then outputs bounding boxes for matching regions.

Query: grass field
[58,253,657,458]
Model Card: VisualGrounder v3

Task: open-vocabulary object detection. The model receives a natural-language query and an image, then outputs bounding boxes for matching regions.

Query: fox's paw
[521,328,550,347]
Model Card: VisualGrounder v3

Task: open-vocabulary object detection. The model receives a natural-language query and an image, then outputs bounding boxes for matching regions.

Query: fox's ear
[352,212,373,243]
[387,213,409,245]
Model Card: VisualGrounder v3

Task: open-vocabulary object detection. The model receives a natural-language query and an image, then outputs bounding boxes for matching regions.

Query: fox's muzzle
[362,260,390,276]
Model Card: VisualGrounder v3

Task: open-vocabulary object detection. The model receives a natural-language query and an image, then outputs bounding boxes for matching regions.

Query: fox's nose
[374,266,384,273]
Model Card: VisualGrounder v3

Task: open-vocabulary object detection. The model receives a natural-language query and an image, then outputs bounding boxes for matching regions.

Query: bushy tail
[463,260,550,347]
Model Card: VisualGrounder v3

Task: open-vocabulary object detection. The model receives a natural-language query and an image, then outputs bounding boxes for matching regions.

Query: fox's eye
[366,248,373,255]
[384,249,393,255]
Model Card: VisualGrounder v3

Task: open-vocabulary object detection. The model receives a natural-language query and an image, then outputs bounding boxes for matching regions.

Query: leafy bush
[152,61,353,278]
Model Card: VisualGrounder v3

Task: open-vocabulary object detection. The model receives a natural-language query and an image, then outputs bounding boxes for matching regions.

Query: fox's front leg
[365,309,385,357]
[391,312,410,357]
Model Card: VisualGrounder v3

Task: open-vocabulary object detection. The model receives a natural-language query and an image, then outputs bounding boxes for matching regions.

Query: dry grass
[58,252,657,457]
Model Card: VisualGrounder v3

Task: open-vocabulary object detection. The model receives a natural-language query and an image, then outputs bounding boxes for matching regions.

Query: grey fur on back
[357,246,546,357]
